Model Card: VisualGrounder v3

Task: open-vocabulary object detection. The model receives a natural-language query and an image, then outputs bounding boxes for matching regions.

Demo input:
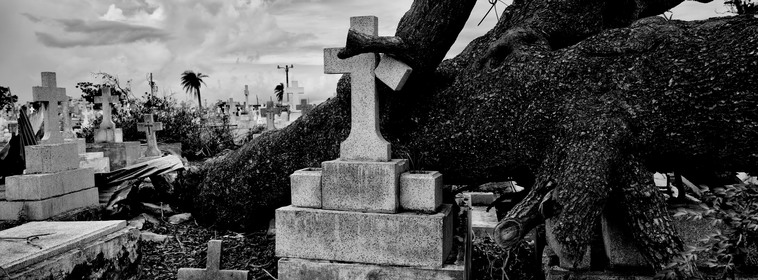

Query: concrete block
[94,128,123,143]
[602,210,651,269]
[290,168,322,208]
[86,141,141,170]
[0,187,99,220]
[79,152,110,173]
[278,258,464,280]
[463,192,496,206]
[276,204,453,267]
[321,159,408,213]
[471,206,498,239]
[0,221,128,275]
[375,54,412,91]
[24,142,80,174]
[400,171,442,212]
[5,168,95,201]
[547,268,653,280]
[65,138,86,154]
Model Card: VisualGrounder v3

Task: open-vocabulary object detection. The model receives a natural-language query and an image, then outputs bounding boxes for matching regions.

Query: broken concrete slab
[0,221,126,274]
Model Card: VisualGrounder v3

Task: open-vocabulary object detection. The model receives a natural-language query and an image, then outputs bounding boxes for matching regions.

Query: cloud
[26,16,170,48]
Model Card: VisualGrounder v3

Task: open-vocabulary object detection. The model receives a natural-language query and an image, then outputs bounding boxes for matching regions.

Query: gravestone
[260,101,282,130]
[32,72,67,144]
[276,16,466,280]
[138,114,164,157]
[243,85,250,114]
[0,72,99,221]
[61,96,87,154]
[177,240,248,280]
[86,87,141,170]
[295,99,314,115]
[0,221,140,279]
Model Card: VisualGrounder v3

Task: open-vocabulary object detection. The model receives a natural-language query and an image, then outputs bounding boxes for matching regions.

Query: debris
[141,232,170,243]
[168,213,192,225]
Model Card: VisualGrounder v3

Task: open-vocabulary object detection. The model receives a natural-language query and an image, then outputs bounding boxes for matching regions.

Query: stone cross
[285,81,304,104]
[324,16,391,161]
[137,114,163,157]
[296,98,314,115]
[32,72,68,144]
[177,240,248,280]
[94,86,119,130]
[243,85,250,113]
[260,101,282,130]
[227,99,239,116]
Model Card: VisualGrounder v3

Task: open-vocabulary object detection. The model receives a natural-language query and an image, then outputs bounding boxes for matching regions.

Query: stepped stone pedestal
[0,143,98,221]
[0,221,140,279]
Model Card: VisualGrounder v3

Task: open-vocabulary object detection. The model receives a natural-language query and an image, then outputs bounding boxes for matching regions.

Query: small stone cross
[296,98,314,115]
[32,72,68,144]
[137,114,163,157]
[324,16,391,161]
[260,101,282,130]
[177,240,248,280]
[94,86,119,130]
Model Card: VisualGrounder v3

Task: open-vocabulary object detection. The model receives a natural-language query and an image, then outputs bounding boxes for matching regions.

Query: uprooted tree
[184,0,758,273]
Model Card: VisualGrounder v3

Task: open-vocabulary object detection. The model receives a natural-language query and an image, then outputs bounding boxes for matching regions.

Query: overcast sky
[0,0,732,106]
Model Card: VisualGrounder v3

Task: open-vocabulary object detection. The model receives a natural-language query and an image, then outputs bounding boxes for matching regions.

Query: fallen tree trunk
[187,0,758,272]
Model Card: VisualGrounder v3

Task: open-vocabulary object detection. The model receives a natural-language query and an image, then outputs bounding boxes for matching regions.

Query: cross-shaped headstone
[177,240,248,280]
[296,98,315,115]
[324,16,392,161]
[260,101,282,130]
[227,99,239,116]
[285,81,305,103]
[32,72,68,144]
[137,114,164,157]
[94,86,119,130]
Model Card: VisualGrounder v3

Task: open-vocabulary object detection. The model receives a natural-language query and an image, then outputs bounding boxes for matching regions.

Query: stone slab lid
[0,220,126,273]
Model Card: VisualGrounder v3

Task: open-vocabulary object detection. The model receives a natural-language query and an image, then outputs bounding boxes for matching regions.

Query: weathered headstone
[177,240,248,280]
[94,86,120,142]
[32,72,67,144]
[276,16,464,280]
[137,114,164,157]
[260,101,282,130]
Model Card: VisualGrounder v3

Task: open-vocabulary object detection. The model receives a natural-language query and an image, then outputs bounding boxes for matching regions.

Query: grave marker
[177,240,248,280]
[296,99,314,115]
[324,16,391,162]
[94,86,119,130]
[137,114,163,157]
[32,72,67,144]
[260,101,282,130]
[285,81,304,104]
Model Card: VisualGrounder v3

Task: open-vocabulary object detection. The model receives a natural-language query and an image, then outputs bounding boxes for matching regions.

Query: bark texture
[187,0,758,271]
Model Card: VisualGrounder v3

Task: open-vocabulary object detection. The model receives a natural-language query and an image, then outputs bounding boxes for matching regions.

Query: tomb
[86,86,141,170]
[275,16,466,280]
[0,72,99,221]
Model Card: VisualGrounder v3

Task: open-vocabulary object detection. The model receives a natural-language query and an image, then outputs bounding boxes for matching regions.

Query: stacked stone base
[276,158,467,280]
[0,143,97,221]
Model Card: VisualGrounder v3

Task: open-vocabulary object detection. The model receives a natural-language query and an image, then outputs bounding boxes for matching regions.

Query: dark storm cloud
[25,16,170,48]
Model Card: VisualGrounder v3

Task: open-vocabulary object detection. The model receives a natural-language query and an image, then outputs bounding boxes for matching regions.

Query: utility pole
[276,64,294,88]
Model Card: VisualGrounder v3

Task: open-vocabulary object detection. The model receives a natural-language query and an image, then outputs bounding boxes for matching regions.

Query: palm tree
[180,71,208,108]
[274,83,284,103]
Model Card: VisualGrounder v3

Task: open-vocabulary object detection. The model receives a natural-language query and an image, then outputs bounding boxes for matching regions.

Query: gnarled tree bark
[188,0,758,274]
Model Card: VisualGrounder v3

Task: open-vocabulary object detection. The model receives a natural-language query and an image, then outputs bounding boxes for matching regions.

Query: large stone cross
[260,101,282,130]
[32,72,68,144]
[325,16,402,161]
[137,114,163,157]
[296,98,314,115]
[177,240,248,280]
[285,81,304,103]
[94,86,119,130]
